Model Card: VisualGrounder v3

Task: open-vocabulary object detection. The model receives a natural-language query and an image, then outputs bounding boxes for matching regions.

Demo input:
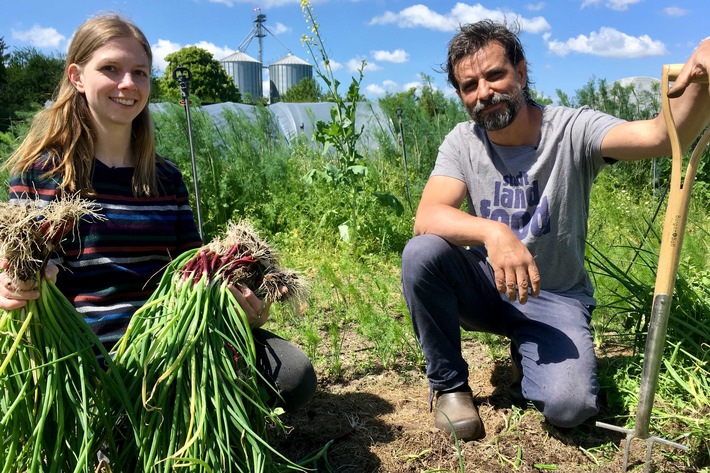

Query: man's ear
[516,60,528,88]
[68,64,84,93]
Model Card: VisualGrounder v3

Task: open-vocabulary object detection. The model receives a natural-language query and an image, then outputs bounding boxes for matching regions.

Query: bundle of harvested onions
[111,220,307,472]
[0,197,136,473]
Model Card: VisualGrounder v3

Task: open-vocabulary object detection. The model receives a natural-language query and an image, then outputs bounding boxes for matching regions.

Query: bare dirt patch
[274,337,699,473]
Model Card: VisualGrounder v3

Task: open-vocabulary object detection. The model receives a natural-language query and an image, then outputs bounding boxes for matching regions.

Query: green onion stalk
[111,221,308,472]
[0,198,138,473]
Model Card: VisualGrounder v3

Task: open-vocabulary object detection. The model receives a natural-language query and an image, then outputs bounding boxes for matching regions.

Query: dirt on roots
[274,337,701,473]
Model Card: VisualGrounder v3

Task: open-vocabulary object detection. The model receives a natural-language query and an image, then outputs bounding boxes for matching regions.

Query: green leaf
[374,193,404,216]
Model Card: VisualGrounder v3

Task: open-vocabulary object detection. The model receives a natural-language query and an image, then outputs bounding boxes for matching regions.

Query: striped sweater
[9,155,202,348]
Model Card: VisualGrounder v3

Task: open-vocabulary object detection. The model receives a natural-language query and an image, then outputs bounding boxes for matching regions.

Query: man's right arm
[413,175,540,303]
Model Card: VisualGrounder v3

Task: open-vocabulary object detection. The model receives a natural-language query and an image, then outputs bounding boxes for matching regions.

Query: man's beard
[469,83,526,131]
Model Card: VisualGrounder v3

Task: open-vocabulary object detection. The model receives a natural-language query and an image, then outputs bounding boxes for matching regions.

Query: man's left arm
[601,38,710,161]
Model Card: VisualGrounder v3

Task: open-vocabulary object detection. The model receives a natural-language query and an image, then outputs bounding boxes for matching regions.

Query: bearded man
[400,20,710,441]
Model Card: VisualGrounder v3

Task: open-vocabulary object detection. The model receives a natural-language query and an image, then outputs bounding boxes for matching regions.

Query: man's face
[454,42,527,131]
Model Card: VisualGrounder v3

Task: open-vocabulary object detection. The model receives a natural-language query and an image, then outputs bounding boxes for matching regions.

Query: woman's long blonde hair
[6,13,161,197]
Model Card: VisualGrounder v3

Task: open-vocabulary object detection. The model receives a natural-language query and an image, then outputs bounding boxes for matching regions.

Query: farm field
[273,326,697,472]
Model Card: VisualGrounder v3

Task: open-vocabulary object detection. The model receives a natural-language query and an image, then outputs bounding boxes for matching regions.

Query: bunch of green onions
[0,197,136,473]
[111,221,307,472]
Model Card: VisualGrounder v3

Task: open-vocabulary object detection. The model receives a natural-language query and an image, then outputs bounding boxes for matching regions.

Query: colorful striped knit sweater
[9,155,202,349]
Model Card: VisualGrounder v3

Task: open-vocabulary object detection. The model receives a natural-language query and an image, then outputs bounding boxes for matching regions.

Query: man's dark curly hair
[444,19,532,99]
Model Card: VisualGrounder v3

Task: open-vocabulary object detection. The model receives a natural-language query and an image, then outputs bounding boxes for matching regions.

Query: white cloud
[582,0,641,11]
[664,7,688,17]
[403,81,423,93]
[151,39,235,72]
[206,0,300,7]
[382,79,399,91]
[546,27,667,58]
[364,79,401,97]
[11,25,66,49]
[346,58,380,73]
[369,5,455,32]
[527,2,545,11]
[605,0,641,11]
[152,39,182,72]
[270,22,291,35]
[364,83,386,96]
[321,58,342,72]
[371,49,409,63]
[369,3,551,35]
[194,41,236,61]
[362,75,441,98]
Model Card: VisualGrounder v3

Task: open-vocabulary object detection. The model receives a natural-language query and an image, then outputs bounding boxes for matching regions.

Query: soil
[273,335,702,473]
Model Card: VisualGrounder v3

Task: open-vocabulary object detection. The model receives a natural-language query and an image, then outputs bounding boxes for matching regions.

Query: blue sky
[2,0,708,102]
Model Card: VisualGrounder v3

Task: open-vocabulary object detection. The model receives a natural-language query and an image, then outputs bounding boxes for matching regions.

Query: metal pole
[172,65,204,239]
[396,107,413,213]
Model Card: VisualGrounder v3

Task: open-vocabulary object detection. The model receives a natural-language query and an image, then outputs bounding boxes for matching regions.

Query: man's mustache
[472,93,511,115]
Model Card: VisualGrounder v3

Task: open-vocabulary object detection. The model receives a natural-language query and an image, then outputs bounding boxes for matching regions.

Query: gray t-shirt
[432,103,624,305]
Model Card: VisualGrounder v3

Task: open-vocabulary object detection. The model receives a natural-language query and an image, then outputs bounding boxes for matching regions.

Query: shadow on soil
[484,356,631,451]
[273,390,395,472]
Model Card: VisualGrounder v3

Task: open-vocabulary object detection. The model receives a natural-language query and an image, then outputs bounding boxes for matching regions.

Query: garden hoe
[596,64,710,472]
[173,65,204,239]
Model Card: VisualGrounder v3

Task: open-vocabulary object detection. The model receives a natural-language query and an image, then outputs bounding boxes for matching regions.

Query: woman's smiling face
[69,36,151,132]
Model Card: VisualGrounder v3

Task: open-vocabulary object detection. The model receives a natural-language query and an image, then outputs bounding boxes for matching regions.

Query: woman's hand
[0,261,58,310]
[227,284,288,328]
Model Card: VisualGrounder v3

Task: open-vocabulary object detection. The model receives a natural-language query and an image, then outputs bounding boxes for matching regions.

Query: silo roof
[271,53,311,66]
[221,51,259,63]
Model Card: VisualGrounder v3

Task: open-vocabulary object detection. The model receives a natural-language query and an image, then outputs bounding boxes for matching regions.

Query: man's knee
[401,234,451,280]
[535,389,599,428]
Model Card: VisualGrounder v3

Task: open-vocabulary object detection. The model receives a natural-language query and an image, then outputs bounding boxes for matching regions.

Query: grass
[2,89,708,470]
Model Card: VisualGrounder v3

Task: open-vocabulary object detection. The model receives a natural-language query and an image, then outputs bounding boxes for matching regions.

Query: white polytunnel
[153,101,394,151]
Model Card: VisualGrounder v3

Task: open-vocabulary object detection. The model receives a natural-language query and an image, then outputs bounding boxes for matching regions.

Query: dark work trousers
[253,328,317,413]
[401,234,599,428]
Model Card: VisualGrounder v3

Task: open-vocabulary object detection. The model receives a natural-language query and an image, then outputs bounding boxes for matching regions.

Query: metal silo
[268,54,313,103]
[220,51,263,103]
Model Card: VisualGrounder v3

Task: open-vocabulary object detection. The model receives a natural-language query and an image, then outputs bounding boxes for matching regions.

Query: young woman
[0,13,315,412]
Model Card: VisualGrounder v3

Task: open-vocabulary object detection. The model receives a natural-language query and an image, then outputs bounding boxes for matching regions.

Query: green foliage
[280,77,323,103]
[588,171,710,457]
[529,88,553,105]
[0,37,8,90]
[299,1,404,256]
[157,46,241,105]
[152,103,287,241]
[555,76,686,193]
[0,47,64,132]
[378,80,467,189]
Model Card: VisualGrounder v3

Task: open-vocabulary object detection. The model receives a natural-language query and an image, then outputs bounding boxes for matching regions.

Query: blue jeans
[401,234,599,428]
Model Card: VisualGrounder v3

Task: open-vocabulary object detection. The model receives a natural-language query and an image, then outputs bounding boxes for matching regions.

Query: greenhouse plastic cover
[154,101,394,151]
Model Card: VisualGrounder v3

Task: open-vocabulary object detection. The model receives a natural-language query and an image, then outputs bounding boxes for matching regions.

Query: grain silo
[268,54,313,103]
[220,51,262,103]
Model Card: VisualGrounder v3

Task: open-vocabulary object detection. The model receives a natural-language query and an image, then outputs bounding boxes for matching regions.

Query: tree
[280,77,322,103]
[0,46,64,132]
[529,88,553,105]
[157,46,240,105]
[0,37,8,92]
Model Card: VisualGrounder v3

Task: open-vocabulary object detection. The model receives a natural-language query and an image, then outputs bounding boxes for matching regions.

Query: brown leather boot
[434,391,485,441]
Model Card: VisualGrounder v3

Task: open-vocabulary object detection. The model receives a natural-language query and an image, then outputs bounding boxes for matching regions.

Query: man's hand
[668,38,710,99]
[485,225,540,304]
